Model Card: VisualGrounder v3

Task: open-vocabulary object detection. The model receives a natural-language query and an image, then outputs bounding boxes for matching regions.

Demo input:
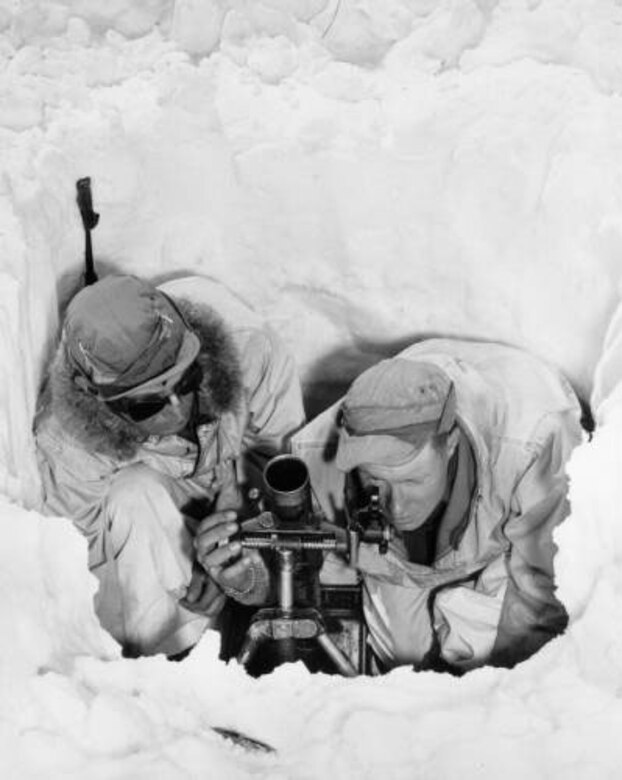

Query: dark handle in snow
[76,177,99,286]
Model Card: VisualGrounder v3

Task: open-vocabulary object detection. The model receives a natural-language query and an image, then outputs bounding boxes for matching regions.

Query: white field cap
[64,275,201,401]
[336,358,456,472]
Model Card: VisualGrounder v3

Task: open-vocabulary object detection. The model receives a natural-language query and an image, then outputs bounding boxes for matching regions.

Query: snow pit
[2,1,622,777]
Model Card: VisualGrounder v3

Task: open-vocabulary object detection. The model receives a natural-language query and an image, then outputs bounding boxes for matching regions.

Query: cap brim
[335,428,432,473]
[103,330,201,401]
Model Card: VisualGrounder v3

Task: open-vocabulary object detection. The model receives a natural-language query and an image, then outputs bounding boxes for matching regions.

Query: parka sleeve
[240,326,305,463]
[430,408,582,670]
[35,421,118,566]
[483,409,582,667]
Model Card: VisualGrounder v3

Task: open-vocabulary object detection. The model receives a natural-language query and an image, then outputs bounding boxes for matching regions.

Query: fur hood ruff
[46,297,243,460]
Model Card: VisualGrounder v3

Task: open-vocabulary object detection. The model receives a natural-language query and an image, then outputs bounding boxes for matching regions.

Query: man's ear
[447,425,460,457]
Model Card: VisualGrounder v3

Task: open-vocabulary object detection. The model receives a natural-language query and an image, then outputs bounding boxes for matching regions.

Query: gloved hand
[179,565,227,616]
[194,510,271,605]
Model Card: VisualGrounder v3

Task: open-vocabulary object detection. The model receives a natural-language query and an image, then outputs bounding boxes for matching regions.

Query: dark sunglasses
[107,361,203,422]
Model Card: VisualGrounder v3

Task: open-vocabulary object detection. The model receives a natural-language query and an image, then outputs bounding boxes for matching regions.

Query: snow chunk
[171,0,225,57]
[247,35,299,84]
[0,84,43,130]
[0,498,118,681]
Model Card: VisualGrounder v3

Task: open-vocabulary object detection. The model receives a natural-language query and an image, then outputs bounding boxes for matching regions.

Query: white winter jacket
[292,339,583,672]
[35,277,305,562]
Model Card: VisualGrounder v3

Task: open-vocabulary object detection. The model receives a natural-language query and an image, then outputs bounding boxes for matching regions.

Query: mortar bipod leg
[237,631,266,668]
[316,631,358,677]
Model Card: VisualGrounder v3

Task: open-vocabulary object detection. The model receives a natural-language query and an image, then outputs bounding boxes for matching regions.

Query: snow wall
[2,1,622,777]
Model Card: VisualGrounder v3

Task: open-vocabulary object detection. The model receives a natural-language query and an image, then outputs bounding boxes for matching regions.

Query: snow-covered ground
[2,1,622,777]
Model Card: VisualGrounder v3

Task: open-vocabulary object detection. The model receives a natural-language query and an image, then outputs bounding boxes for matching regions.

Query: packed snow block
[552,294,622,686]
[0,84,43,131]
[555,406,622,689]
[0,498,118,681]
[0,272,41,505]
[4,0,172,43]
[311,0,412,67]
[591,295,622,424]
[172,0,225,56]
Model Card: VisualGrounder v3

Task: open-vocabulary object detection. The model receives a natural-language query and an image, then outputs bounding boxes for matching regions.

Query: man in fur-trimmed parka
[35,275,304,659]
[292,339,583,673]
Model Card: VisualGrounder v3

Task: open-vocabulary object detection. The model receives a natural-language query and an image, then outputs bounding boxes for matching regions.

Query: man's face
[106,360,203,437]
[132,391,195,436]
[356,438,453,532]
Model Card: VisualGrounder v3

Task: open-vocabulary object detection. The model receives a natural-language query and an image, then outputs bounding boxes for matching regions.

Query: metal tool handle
[76,177,100,285]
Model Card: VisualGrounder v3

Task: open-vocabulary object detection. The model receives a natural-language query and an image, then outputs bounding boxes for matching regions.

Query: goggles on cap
[335,427,429,473]
[106,361,203,422]
[77,327,202,402]
[339,382,456,440]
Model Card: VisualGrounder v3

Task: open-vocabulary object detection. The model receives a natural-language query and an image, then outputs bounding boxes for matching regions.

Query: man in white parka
[35,274,304,659]
[292,339,583,673]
